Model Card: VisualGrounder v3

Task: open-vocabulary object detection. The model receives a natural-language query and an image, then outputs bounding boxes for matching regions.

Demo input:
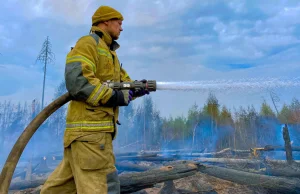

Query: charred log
[196,162,300,194]
[119,162,198,193]
[264,159,300,178]
[283,124,294,164]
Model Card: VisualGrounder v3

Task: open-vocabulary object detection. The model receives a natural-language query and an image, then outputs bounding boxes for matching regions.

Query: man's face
[106,19,123,40]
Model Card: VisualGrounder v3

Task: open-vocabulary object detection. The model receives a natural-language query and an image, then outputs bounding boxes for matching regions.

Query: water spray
[156,78,300,92]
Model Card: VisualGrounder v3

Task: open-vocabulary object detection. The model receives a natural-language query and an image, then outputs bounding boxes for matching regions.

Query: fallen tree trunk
[120,162,198,193]
[265,159,300,178]
[9,162,198,193]
[196,162,300,193]
[194,158,300,177]
[265,163,300,178]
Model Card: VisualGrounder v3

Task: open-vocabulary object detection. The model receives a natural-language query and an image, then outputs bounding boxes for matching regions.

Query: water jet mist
[156,78,300,92]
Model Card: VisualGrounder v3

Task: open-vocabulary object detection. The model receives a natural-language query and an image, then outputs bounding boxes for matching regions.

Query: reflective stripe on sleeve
[87,84,106,106]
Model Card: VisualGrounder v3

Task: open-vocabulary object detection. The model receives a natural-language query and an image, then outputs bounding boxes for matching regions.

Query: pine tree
[201,93,220,150]
[259,100,275,117]
[217,106,234,149]
[279,103,291,124]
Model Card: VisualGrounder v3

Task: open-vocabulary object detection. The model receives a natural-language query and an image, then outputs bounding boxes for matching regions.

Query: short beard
[112,35,119,40]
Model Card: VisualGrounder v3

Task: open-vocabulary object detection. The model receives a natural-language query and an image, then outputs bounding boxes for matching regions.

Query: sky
[1,0,300,118]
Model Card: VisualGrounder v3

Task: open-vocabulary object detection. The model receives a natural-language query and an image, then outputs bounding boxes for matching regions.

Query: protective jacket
[64,26,132,146]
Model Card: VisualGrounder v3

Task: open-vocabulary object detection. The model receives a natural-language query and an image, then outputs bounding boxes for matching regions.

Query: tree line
[117,93,300,152]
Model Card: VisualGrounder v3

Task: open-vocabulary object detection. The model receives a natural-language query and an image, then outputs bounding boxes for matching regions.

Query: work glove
[102,90,133,107]
[132,79,150,97]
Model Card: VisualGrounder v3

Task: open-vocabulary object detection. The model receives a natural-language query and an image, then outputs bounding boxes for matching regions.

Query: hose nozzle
[106,80,156,92]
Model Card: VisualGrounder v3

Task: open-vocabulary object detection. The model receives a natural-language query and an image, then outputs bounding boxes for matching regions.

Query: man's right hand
[102,90,133,107]
[121,90,133,105]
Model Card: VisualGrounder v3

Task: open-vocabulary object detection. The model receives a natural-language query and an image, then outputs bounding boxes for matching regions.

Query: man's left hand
[132,79,150,97]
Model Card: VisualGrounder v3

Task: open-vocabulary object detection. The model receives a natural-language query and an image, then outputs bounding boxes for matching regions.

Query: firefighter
[41,5,148,194]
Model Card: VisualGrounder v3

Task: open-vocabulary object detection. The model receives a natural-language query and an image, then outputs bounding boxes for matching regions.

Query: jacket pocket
[72,133,110,170]
[85,105,114,121]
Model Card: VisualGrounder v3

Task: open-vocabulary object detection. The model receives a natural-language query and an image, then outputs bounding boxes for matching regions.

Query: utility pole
[36,36,55,109]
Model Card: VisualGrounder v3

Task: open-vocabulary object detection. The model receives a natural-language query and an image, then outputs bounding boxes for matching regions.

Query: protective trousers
[40,132,120,194]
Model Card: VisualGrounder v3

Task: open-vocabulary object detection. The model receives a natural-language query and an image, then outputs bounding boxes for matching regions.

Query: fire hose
[0,80,156,194]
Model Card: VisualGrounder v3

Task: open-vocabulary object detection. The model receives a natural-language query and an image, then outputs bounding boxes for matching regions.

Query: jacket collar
[90,26,120,51]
